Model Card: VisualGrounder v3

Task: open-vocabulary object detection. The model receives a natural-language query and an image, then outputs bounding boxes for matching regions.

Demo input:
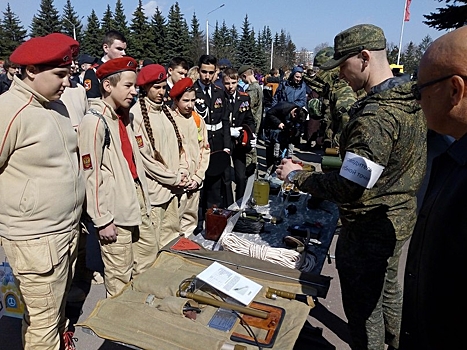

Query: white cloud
[143,1,162,16]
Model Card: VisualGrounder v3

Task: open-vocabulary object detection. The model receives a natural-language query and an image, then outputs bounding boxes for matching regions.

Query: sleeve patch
[82,154,93,170]
[339,151,384,189]
[135,135,144,148]
[84,79,92,91]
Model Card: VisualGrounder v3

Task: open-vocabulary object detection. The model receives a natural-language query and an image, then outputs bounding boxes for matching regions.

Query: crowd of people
[0,22,465,350]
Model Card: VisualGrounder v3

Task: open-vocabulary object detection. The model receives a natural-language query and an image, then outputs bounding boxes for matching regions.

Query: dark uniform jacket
[83,59,104,99]
[193,80,230,152]
[0,73,13,95]
[293,75,427,241]
[400,134,467,350]
[227,90,256,149]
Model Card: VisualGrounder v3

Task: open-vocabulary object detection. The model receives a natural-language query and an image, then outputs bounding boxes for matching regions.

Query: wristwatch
[286,170,303,184]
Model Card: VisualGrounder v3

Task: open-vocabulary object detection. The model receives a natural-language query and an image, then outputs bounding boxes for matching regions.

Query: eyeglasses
[411,74,467,100]
[200,70,215,75]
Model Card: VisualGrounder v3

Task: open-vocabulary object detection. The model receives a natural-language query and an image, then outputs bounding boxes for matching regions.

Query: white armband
[339,151,385,189]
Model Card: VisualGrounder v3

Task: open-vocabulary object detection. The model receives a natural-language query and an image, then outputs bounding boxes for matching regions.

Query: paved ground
[0,132,450,349]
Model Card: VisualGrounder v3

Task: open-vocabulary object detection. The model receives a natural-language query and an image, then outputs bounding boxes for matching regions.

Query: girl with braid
[170,77,210,236]
[130,64,189,248]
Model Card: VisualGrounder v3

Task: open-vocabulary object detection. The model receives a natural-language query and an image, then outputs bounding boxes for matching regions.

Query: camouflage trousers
[336,228,407,350]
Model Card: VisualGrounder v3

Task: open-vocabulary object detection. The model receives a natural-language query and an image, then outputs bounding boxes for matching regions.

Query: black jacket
[83,59,103,99]
[0,73,13,95]
[400,134,467,350]
[193,80,231,152]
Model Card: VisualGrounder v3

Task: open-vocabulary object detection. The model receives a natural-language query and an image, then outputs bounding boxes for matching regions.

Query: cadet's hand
[98,223,118,244]
[230,127,242,138]
[250,134,257,148]
[276,158,302,181]
[278,123,285,130]
[185,179,199,191]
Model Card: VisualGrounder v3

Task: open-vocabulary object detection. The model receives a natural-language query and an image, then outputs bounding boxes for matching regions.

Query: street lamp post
[206,4,225,55]
[63,17,76,40]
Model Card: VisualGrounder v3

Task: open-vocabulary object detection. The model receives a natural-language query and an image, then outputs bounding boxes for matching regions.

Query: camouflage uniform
[305,68,357,148]
[245,81,263,172]
[292,76,427,349]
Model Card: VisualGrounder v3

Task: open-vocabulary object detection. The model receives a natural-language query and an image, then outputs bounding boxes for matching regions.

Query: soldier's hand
[276,158,302,181]
[98,223,118,244]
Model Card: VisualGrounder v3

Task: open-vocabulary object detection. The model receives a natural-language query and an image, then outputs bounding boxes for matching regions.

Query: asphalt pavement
[0,132,450,350]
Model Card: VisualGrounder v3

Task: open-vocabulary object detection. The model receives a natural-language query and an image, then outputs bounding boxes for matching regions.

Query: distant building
[295,50,314,67]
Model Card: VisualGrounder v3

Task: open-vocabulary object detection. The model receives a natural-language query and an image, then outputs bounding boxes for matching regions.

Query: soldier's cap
[313,47,334,68]
[238,65,253,76]
[169,77,193,99]
[321,24,386,71]
[10,33,78,67]
[136,64,167,86]
[77,54,96,66]
[96,57,138,80]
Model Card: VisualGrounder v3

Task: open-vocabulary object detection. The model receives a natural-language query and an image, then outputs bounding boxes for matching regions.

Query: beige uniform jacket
[78,99,151,228]
[0,76,85,240]
[130,98,188,206]
[172,110,210,186]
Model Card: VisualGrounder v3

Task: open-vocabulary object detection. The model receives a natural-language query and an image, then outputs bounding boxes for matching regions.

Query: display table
[78,250,325,350]
[191,192,340,275]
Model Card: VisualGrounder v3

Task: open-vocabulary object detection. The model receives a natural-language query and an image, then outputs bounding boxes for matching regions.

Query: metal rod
[178,290,269,319]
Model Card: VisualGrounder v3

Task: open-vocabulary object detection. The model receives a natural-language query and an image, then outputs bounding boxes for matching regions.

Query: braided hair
[138,89,167,166]
[162,104,184,156]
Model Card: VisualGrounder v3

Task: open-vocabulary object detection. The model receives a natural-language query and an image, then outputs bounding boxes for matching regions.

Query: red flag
[404,0,412,21]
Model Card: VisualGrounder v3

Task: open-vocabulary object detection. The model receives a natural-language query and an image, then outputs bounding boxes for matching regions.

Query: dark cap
[218,58,232,68]
[321,24,386,70]
[77,54,96,66]
[169,77,193,99]
[238,65,253,76]
[96,57,138,80]
[136,64,166,86]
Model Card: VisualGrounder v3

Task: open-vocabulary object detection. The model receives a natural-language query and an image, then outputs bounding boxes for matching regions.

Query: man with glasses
[276,24,427,350]
[400,27,467,350]
[193,54,232,234]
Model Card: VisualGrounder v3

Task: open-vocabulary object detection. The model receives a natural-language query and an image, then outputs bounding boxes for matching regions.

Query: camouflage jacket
[295,75,427,240]
[304,68,357,145]
[246,82,263,133]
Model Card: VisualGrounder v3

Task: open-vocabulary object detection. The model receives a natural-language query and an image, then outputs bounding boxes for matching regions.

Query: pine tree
[0,3,27,58]
[238,15,255,65]
[424,0,467,30]
[61,0,83,42]
[114,0,130,40]
[188,12,204,67]
[401,41,419,75]
[30,0,61,37]
[254,29,269,74]
[386,42,400,65]
[229,24,239,68]
[149,7,166,64]
[212,20,233,62]
[101,5,114,36]
[164,2,189,63]
[129,0,153,60]
[81,10,101,57]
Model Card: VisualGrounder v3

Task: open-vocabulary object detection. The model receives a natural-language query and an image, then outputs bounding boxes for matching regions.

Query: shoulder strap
[88,108,111,150]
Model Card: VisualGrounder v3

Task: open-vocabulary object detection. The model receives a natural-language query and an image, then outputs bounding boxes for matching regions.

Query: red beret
[136,64,167,86]
[10,34,76,67]
[46,33,80,59]
[169,77,194,99]
[96,57,138,80]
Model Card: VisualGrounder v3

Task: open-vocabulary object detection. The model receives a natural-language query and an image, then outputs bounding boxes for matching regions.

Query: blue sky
[2,0,446,51]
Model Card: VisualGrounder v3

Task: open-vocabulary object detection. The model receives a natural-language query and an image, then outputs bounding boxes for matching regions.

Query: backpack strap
[88,108,111,150]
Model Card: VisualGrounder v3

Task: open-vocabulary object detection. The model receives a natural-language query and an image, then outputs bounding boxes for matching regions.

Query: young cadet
[193,54,233,233]
[223,68,256,200]
[0,34,85,350]
[165,56,189,102]
[83,30,127,99]
[131,64,189,248]
[169,77,210,236]
[78,57,156,297]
